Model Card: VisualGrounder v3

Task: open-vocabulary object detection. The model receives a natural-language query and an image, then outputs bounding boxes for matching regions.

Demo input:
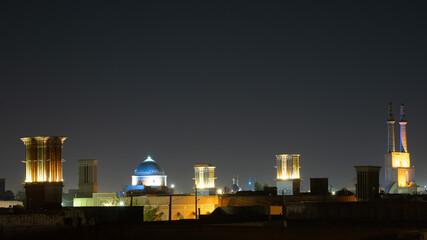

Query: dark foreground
[3,220,427,240]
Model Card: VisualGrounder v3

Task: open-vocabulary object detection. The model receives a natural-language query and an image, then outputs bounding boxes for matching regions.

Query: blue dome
[134,156,165,176]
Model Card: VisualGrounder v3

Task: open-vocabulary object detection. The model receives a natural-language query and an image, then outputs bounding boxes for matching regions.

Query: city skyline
[1,101,424,195]
[1,1,427,194]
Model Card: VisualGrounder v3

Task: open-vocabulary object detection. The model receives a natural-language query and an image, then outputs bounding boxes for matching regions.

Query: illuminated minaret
[384,103,416,194]
[399,104,408,153]
[387,102,395,152]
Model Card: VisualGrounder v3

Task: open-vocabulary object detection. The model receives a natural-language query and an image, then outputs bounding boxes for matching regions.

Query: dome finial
[145,155,154,161]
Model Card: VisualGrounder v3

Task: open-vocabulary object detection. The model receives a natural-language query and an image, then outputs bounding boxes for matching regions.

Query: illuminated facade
[194,164,216,195]
[21,136,67,209]
[385,103,417,194]
[276,154,301,195]
[21,136,67,183]
[74,194,219,220]
[276,154,300,180]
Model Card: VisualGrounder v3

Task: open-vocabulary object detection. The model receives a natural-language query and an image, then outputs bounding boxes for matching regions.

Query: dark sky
[1,1,427,194]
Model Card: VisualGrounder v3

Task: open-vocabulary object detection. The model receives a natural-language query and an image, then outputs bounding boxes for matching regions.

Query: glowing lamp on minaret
[21,136,67,209]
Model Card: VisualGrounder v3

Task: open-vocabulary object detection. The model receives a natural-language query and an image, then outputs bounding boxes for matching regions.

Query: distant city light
[217,189,223,195]
[332,191,336,195]
[119,201,124,206]
[171,184,175,188]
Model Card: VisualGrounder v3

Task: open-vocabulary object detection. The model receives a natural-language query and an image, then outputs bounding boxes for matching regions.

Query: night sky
[1,1,427,194]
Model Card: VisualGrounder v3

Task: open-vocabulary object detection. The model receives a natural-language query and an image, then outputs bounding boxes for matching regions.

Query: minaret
[399,104,408,153]
[387,102,395,152]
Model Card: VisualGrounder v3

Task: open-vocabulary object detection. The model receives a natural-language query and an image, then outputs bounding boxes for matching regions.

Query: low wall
[286,201,427,221]
[79,207,144,224]
[0,207,144,234]
[0,209,84,233]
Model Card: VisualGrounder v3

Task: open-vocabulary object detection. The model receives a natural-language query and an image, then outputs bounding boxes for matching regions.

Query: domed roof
[230,184,240,192]
[134,156,165,176]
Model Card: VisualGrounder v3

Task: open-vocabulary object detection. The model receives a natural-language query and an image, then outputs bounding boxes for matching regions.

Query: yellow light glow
[196,183,211,189]
[194,165,215,189]
[276,154,300,180]
[391,152,410,168]
[21,136,66,183]
[398,169,413,187]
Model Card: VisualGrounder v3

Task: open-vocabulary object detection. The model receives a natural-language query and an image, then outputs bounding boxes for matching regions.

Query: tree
[144,205,160,221]
[254,181,263,191]
[15,188,26,205]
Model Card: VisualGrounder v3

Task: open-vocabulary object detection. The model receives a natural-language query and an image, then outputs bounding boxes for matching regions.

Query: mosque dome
[230,184,240,193]
[134,156,165,176]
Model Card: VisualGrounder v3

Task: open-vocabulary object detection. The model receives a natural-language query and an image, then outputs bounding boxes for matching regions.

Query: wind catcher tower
[194,164,216,196]
[276,154,301,195]
[21,136,67,209]
[78,159,98,198]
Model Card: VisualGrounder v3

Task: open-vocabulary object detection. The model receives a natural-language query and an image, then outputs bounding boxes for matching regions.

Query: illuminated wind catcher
[276,154,300,195]
[21,136,67,209]
[385,103,417,194]
[194,164,216,196]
